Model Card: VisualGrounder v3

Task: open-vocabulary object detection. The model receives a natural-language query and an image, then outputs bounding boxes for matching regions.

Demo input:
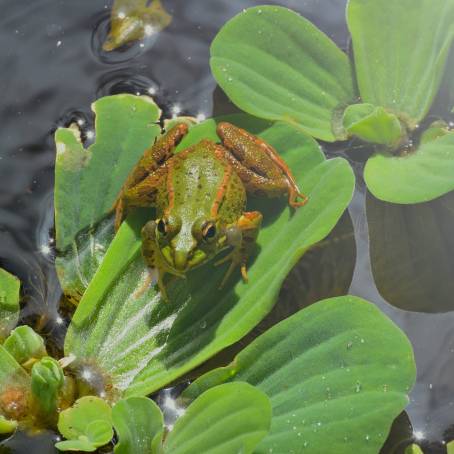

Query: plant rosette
[210,1,454,204]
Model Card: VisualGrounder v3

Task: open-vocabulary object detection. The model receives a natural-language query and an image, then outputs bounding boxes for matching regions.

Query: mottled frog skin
[114,122,307,299]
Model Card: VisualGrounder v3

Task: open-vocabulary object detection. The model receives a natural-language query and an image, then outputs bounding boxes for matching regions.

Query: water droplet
[200,320,207,329]
[227,77,233,82]
[346,341,353,349]
[355,382,362,393]
[360,338,365,344]
[257,9,262,14]
[365,435,370,441]
[303,441,309,447]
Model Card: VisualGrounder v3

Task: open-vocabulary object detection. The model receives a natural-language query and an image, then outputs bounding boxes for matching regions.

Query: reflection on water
[0,0,452,452]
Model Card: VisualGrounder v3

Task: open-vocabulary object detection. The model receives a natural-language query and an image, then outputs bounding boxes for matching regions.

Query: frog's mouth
[160,246,208,275]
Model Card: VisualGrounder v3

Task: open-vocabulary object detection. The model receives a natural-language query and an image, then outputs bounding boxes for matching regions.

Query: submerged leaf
[112,397,163,454]
[56,396,113,452]
[342,103,403,147]
[364,132,454,203]
[0,268,20,340]
[165,383,271,454]
[103,0,172,51]
[347,0,454,128]
[183,296,416,454]
[367,190,454,312]
[210,6,355,142]
[64,115,354,398]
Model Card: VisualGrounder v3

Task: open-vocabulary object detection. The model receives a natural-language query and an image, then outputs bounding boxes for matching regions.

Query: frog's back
[158,140,246,223]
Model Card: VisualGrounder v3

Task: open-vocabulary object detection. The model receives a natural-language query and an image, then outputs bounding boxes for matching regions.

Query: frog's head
[141,215,227,275]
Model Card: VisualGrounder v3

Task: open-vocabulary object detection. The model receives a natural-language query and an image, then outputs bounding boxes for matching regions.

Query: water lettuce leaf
[103,0,172,51]
[342,103,403,147]
[365,132,454,204]
[210,6,355,142]
[112,397,164,454]
[56,396,113,452]
[165,382,271,454]
[64,114,354,398]
[0,268,20,340]
[183,296,416,454]
[54,94,161,300]
[347,0,454,128]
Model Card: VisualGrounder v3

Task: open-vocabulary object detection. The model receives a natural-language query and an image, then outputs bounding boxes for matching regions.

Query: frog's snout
[173,250,190,271]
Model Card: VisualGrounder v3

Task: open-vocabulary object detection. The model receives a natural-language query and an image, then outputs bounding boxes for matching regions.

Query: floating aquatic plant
[210,1,454,204]
[103,0,172,51]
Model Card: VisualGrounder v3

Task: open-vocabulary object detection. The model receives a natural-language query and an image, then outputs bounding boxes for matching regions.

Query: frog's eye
[156,218,167,235]
[202,222,217,242]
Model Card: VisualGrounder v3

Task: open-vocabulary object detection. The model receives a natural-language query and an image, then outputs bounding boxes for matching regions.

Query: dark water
[0,0,453,452]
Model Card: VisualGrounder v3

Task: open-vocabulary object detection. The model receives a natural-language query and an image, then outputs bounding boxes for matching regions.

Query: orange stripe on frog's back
[210,147,233,218]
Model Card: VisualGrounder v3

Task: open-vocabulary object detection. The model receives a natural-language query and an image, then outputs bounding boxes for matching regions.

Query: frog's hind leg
[113,123,188,230]
[216,211,263,288]
[217,122,308,208]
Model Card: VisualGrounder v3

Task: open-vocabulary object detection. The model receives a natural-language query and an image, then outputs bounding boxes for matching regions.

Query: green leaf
[342,103,403,147]
[31,357,64,417]
[55,217,114,305]
[54,94,161,252]
[347,0,454,128]
[447,440,454,454]
[165,383,271,454]
[56,396,113,452]
[364,132,454,203]
[210,6,355,142]
[367,190,454,312]
[112,397,164,454]
[64,115,354,398]
[183,296,416,454]
[405,444,425,454]
[103,0,172,51]
[0,345,30,422]
[0,414,17,434]
[0,268,20,340]
[3,326,47,367]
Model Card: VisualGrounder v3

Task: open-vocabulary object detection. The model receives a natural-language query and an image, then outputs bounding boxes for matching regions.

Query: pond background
[0,0,452,452]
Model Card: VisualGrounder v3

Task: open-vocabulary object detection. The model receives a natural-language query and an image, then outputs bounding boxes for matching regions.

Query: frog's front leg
[216,211,263,288]
[217,122,308,207]
[141,220,169,301]
[113,123,188,230]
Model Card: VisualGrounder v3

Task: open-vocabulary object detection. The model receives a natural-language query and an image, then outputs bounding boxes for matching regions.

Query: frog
[113,121,308,299]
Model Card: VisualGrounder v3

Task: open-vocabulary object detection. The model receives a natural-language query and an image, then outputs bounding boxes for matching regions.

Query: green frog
[114,122,307,299]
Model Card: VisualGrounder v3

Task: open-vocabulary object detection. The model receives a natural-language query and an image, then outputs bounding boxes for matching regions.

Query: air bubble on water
[321,375,326,380]
[144,25,156,36]
[56,40,62,47]
[303,441,309,447]
[257,9,262,14]
[293,426,297,431]
[200,320,207,329]
[360,338,365,344]
[196,112,207,122]
[171,104,182,116]
[346,341,353,349]
[365,435,370,441]
[429,383,433,390]
[297,432,301,437]
[40,244,51,256]
[228,77,233,82]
